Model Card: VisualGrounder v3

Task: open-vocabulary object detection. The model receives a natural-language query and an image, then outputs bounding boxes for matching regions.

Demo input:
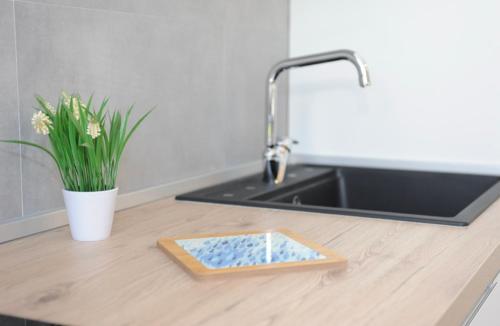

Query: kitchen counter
[1,197,499,325]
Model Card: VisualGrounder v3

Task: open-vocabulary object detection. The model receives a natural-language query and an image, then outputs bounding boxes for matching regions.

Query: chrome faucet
[263,49,371,184]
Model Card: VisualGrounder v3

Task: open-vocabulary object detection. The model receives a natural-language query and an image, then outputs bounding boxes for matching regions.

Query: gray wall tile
[223,0,289,166]
[15,2,226,214]
[0,0,23,220]
[15,0,225,18]
[12,0,289,216]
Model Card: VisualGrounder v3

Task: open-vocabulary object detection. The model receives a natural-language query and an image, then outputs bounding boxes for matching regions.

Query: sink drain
[292,195,302,205]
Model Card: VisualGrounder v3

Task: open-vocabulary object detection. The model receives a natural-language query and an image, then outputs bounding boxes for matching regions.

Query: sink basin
[176,165,500,226]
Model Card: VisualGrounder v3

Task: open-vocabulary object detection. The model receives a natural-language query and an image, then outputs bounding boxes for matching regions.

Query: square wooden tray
[157,228,347,279]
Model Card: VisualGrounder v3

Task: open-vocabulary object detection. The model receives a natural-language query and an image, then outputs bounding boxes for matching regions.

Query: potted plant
[1,92,151,241]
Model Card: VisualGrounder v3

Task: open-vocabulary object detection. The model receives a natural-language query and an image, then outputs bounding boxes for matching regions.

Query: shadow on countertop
[0,314,61,326]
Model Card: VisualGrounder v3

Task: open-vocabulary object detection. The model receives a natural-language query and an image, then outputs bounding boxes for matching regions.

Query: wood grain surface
[0,197,499,325]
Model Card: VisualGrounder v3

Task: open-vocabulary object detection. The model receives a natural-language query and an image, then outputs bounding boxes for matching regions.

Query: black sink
[176,164,500,226]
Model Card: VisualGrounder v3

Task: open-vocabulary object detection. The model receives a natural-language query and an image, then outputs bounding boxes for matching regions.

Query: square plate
[157,228,347,279]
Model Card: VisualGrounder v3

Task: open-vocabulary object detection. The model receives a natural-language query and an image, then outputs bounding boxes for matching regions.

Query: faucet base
[263,159,279,184]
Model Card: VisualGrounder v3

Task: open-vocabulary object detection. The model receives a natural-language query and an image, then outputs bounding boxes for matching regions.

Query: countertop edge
[438,243,500,325]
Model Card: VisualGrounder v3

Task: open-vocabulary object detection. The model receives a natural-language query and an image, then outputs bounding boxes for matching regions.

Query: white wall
[289,0,500,174]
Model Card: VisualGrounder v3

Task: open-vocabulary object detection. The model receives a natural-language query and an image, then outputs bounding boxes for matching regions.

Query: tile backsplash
[0,0,289,226]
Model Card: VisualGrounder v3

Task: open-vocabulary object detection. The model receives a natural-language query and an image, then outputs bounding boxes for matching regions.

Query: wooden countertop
[1,197,500,325]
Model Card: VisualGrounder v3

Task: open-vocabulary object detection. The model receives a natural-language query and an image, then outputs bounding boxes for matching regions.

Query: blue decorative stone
[176,232,325,269]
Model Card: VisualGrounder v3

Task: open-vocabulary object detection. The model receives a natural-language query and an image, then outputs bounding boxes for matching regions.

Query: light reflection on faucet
[263,49,371,184]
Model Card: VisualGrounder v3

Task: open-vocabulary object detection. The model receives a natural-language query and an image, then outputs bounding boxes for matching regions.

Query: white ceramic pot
[62,188,118,241]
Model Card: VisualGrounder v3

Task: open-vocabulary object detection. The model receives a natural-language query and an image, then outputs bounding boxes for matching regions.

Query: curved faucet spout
[263,49,371,184]
[266,49,370,148]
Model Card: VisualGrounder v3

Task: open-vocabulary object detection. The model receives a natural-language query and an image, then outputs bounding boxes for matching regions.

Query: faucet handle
[276,138,299,152]
[263,138,299,184]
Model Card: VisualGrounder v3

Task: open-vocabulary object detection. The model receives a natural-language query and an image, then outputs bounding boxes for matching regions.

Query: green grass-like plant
[1,92,152,192]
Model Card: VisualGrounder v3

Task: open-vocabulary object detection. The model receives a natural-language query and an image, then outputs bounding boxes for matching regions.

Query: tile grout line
[285,0,292,135]
[14,0,169,20]
[221,4,228,167]
[12,0,24,217]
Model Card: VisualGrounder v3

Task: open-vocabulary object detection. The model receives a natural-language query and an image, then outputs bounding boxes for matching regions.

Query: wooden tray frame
[157,228,347,279]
